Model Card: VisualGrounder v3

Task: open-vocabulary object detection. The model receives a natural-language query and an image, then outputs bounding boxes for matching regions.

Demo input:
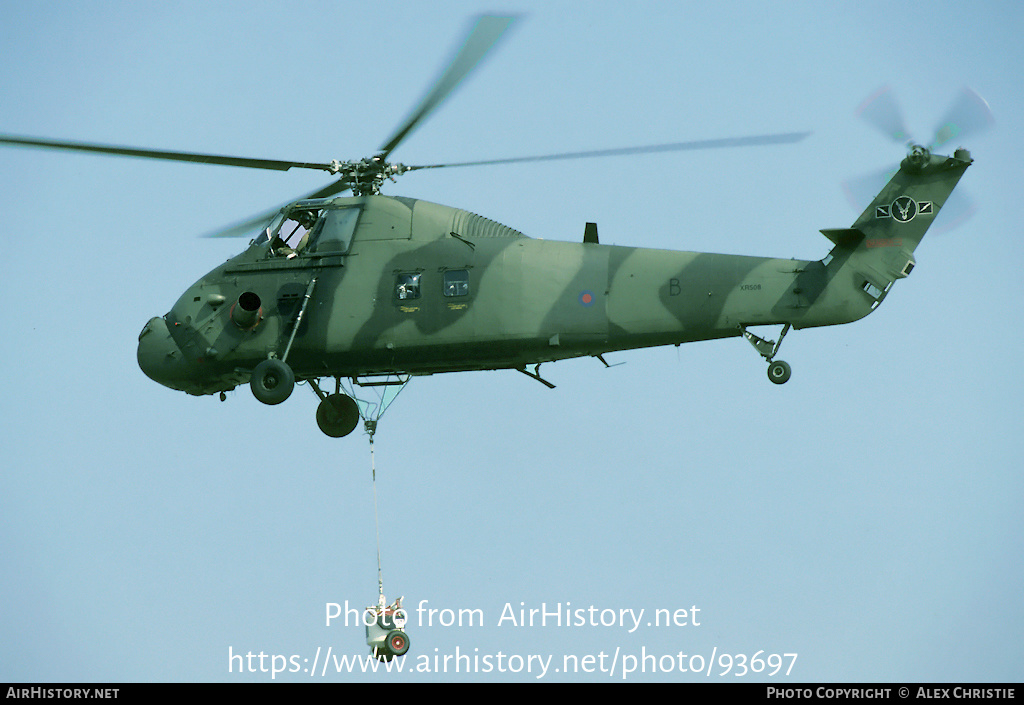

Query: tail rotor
[844,85,993,232]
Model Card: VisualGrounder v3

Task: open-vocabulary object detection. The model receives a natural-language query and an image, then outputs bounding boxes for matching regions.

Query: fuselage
[137,194,880,396]
[139,143,978,398]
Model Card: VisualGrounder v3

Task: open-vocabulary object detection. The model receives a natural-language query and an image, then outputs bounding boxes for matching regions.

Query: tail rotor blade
[930,86,994,150]
[842,166,897,213]
[856,85,913,145]
[931,189,977,234]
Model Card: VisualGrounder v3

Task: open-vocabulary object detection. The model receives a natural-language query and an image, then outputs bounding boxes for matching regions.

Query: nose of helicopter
[137,316,191,392]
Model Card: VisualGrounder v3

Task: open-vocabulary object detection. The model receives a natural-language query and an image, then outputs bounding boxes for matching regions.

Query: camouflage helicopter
[1,16,983,439]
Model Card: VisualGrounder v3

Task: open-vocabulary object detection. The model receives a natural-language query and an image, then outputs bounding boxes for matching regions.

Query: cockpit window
[274,217,313,256]
[307,207,360,254]
[254,212,284,246]
[266,208,319,258]
[263,204,361,258]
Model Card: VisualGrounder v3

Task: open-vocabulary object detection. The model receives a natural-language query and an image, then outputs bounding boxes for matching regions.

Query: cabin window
[395,273,421,300]
[443,270,469,297]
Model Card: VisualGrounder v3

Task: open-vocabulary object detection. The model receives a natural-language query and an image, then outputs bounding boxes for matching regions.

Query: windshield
[263,207,321,258]
[252,212,284,246]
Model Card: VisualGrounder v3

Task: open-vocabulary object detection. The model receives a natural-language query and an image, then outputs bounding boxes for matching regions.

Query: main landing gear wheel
[316,393,360,438]
[767,360,792,385]
[250,358,295,404]
[741,324,793,385]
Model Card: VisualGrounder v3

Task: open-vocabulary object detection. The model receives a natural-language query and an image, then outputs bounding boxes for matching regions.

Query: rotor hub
[327,156,412,195]
[907,143,931,168]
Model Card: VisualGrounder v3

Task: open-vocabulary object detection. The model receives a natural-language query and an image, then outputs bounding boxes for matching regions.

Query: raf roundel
[578,290,596,307]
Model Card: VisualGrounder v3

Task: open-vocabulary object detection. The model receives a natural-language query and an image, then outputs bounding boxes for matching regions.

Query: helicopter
[1,16,980,439]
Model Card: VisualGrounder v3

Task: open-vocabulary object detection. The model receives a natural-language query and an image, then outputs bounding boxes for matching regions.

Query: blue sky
[2,0,1022,683]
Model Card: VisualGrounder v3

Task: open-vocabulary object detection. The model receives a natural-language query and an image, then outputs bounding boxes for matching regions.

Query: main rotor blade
[856,86,912,145]
[404,131,812,171]
[377,14,519,159]
[0,133,334,173]
[203,179,353,238]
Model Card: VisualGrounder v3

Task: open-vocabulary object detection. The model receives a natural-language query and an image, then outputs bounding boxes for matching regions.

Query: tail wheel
[767,360,792,385]
[316,393,360,438]
[386,629,410,657]
[250,359,295,404]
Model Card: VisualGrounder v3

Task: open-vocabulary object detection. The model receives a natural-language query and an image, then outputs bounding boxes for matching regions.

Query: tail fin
[798,148,974,328]
[852,147,973,252]
[831,148,972,300]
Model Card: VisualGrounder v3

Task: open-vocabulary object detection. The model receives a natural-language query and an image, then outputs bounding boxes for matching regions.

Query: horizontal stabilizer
[820,228,865,247]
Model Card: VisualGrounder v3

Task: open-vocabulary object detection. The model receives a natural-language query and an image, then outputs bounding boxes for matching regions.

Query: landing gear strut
[741,323,792,385]
[248,277,316,407]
